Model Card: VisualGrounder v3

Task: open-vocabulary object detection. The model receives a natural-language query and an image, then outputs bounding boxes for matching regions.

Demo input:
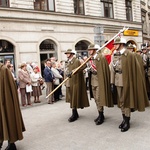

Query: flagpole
[46,26,129,98]
[96,26,129,52]
[45,56,92,99]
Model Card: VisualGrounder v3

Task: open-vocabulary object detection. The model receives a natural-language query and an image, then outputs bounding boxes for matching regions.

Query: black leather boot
[95,111,104,125]
[94,115,99,122]
[119,114,125,129]
[0,142,3,150]
[5,142,17,150]
[94,111,105,122]
[121,116,130,132]
[68,109,78,122]
[74,109,79,119]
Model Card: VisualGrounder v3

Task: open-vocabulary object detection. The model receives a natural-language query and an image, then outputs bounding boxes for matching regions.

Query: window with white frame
[0,0,9,7]
[125,0,133,21]
[74,0,84,15]
[101,0,113,18]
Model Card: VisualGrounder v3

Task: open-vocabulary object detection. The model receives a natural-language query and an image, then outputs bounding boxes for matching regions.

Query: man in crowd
[44,59,55,104]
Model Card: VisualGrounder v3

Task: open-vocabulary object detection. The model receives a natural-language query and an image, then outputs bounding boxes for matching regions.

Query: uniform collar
[120,48,126,54]
[68,56,74,62]
[114,48,126,55]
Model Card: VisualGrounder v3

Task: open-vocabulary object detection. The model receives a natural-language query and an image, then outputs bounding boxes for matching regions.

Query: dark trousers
[20,88,31,105]
[54,85,61,100]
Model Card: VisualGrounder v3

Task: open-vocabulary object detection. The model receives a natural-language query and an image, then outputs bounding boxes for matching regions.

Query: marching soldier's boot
[121,116,130,132]
[94,116,99,122]
[74,109,79,119]
[95,111,104,125]
[0,142,3,150]
[94,111,100,122]
[94,111,105,122]
[68,109,78,122]
[5,142,17,150]
[119,114,125,129]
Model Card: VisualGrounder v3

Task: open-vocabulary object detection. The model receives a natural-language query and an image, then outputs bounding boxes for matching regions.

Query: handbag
[26,85,33,93]
[39,79,44,85]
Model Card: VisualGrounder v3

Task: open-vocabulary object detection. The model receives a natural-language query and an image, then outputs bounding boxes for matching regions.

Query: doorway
[39,39,57,77]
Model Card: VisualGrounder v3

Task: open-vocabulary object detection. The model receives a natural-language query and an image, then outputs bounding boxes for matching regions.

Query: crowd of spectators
[3,57,65,107]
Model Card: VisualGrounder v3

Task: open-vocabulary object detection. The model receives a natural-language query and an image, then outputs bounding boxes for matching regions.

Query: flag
[102,39,115,64]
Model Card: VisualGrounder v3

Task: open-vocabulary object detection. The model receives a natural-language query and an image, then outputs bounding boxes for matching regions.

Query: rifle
[46,27,129,98]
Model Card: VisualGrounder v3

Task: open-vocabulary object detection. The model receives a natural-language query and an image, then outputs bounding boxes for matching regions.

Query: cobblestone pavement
[2,86,150,150]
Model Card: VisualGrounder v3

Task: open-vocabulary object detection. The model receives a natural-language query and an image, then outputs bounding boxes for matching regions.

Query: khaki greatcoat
[0,63,25,143]
[65,57,90,109]
[89,52,114,107]
[111,50,149,111]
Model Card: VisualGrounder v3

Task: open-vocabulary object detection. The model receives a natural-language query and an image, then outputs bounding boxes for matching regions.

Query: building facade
[141,0,150,44]
[0,0,143,73]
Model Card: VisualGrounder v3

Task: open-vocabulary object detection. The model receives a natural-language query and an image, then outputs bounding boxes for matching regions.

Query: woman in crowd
[30,66,43,103]
[18,63,32,106]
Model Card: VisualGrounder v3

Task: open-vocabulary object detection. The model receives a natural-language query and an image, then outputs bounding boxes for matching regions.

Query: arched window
[0,40,15,66]
[75,40,90,56]
[0,40,14,53]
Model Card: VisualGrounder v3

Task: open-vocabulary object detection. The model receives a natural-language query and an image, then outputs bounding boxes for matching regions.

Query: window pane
[0,0,9,7]
[34,1,40,10]
[79,0,84,14]
[104,3,113,18]
[126,0,132,21]
[74,0,84,15]
[109,4,113,18]
[104,3,109,17]
[41,0,47,10]
[74,0,78,14]
[34,0,47,10]
[48,0,54,11]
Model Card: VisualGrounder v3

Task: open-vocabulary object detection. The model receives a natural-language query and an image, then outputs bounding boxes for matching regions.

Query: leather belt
[114,53,121,56]
[91,71,97,75]
[115,70,122,74]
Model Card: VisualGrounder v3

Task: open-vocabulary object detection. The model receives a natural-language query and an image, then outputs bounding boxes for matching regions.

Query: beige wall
[0,0,143,71]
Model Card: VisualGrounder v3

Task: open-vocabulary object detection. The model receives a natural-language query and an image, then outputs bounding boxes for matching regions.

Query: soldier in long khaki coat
[146,45,150,99]
[64,49,89,122]
[0,63,25,150]
[110,37,149,132]
[88,44,113,125]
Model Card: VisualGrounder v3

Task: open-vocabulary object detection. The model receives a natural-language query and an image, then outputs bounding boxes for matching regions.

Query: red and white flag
[103,39,115,64]
[102,35,121,64]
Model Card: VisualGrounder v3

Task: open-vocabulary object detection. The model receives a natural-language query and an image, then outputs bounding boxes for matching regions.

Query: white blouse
[30,72,42,86]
